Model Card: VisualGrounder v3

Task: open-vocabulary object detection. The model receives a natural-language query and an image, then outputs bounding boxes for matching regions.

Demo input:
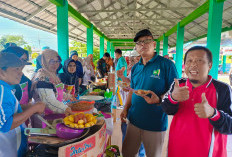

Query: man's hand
[171,79,189,102]
[79,78,82,85]
[194,93,215,118]
[32,102,46,114]
[120,108,128,123]
[65,107,74,116]
[141,90,160,104]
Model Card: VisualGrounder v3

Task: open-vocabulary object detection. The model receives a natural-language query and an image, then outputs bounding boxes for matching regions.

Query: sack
[102,112,113,135]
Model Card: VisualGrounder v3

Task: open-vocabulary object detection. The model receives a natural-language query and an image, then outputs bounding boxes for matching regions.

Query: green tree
[0,35,27,50]
[93,47,100,67]
[69,40,100,64]
[23,45,32,55]
[69,41,87,58]
[93,47,100,61]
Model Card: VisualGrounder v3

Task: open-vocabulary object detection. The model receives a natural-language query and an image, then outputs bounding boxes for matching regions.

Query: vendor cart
[26,85,114,157]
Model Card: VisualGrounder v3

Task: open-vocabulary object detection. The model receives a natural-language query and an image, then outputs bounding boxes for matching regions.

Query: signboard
[59,123,107,157]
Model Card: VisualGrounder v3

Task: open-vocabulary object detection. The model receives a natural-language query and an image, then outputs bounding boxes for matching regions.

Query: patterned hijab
[32,49,61,86]
[83,56,94,75]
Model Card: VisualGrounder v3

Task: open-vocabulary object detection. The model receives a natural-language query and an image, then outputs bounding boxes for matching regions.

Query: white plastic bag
[105,116,113,135]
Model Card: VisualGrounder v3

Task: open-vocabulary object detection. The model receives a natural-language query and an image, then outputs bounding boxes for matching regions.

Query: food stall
[26,118,107,157]
[25,78,113,157]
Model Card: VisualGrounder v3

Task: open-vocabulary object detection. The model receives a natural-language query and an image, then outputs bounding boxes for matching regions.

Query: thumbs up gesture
[194,93,215,118]
[171,79,189,102]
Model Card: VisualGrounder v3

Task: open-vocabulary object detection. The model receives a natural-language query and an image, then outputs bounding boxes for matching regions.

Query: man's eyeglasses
[136,39,153,45]
[49,59,61,65]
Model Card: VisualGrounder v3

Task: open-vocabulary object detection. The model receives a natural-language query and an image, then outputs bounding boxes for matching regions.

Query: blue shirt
[129,53,178,131]
[116,56,127,81]
[0,80,27,157]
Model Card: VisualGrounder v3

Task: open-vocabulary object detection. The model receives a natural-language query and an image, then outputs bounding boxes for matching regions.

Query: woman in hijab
[83,56,95,85]
[80,56,95,94]
[58,58,79,97]
[31,49,73,127]
[70,50,84,83]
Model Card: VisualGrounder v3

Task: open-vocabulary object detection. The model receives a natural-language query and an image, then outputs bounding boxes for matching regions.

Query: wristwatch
[209,108,217,119]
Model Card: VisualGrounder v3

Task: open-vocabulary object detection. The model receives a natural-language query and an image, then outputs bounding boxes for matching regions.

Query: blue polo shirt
[116,56,127,81]
[129,53,178,131]
[0,80,27,157]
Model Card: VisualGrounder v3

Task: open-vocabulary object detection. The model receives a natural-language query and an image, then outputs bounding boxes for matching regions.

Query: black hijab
[58,58,79,94]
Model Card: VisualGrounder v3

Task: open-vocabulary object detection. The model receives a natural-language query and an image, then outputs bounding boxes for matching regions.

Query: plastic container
[56,123,84,140]
[69,100,95,111]
[104,89,113,99]
[72,108,94,114]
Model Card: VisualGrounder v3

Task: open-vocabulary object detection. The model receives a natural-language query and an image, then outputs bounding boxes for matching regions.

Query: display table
[27,89,113,156]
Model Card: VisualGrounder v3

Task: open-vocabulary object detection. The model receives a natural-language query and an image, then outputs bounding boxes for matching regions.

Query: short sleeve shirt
[129,53,178,131]
[0,80,27,157]
[116,56,128,81]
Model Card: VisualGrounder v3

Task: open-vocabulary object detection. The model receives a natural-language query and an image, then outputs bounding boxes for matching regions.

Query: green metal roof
[0,0,231,49]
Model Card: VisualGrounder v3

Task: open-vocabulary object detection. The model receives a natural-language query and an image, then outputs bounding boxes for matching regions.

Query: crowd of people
[0,29,232,157]
[0,43,116,156]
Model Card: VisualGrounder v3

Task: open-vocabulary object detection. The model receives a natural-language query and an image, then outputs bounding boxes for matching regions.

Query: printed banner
[59,123,107,157]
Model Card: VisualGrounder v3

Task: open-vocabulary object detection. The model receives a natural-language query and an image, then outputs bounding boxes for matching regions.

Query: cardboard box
[58,123,107,157]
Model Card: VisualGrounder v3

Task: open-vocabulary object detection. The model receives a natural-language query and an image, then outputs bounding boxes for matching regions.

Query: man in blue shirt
[115,49,128,108]
[121,29,178,157]
[115,49,127,81]
[0,53,45,157]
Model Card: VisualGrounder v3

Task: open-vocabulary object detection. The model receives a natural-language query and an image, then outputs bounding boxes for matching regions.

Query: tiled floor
[111,109,123,153]
[111,109,232,157]
[110,109,170,156]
